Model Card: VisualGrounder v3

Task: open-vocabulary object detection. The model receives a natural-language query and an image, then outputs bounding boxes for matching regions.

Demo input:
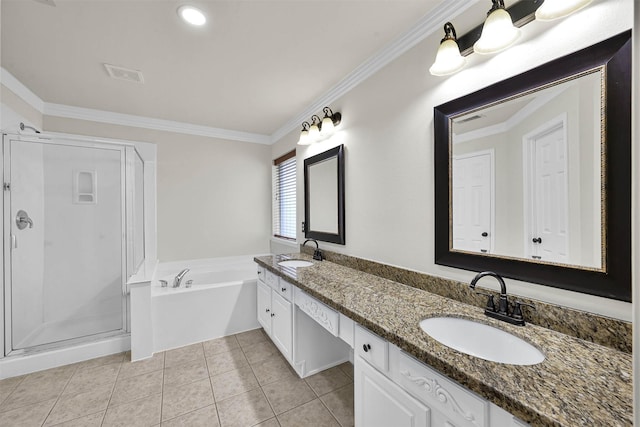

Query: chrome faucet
[469,271,535,326]
[303,239,324,261]
[173,269,190,288]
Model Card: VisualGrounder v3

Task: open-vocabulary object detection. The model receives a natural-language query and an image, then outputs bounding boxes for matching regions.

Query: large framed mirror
[304,145,345,244]
[434,31,631,301]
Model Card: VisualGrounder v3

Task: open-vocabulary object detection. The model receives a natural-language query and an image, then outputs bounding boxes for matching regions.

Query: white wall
[272,0,633,320]
[44,116,272,262]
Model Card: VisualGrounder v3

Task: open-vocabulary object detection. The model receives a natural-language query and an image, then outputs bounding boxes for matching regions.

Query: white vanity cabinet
[256,268,294,361]
[354,325,528,427]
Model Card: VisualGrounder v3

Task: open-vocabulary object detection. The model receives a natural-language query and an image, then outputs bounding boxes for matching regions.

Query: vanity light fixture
[429,22,466,76]
[297,122,312,145]
[308,115,322,141]
[473,0,520,55]
[320,107,342,136]
[177,5,206,26]
[534,0,593,21]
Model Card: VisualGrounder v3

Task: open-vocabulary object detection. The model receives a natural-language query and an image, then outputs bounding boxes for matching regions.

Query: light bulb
[298,129,311,145]
[535,0,593,21]
[308,123,320,141]
[178,6,206,26]
[320,116,335,135]
[473,8,520,55]
[430,39,466,76]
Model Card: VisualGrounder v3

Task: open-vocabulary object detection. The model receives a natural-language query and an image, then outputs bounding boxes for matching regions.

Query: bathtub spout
[173,269,190,288]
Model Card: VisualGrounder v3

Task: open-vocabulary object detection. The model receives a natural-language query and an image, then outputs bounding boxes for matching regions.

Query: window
[273,150,296,240]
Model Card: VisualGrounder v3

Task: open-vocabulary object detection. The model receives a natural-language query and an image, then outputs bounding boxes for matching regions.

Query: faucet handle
[475,292,496,312]
[512,301,536,321]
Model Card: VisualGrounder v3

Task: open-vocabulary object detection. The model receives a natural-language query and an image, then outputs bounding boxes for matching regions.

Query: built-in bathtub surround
[300,246,631,353]
[257,253,632,426]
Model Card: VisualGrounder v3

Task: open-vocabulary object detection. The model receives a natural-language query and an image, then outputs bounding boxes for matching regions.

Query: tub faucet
[469,271,534,326]
[173,269,190,288]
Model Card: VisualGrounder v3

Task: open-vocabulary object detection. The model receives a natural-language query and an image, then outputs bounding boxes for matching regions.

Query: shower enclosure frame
[1,133,139,358]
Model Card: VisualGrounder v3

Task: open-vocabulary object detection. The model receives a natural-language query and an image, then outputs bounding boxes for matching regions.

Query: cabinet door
[355,356,430,427]
[271,291,293,361]
[257,280,272,335]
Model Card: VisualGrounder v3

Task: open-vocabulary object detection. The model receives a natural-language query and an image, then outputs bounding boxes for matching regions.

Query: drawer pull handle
[363,344,371,352]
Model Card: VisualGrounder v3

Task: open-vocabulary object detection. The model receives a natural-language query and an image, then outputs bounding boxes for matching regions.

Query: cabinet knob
[265,309,270,313]
[271,313,275,317]
[363,344,371,353]
[281,287,287,292]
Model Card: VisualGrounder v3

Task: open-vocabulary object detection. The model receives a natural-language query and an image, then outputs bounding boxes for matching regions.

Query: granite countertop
[254,253,632,427]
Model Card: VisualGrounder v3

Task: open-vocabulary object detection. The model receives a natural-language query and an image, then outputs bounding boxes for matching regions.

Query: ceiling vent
[104,64,145,84]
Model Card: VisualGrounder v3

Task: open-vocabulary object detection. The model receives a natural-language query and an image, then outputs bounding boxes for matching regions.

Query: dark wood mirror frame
[434,31,631,301]
[304,144,345,245]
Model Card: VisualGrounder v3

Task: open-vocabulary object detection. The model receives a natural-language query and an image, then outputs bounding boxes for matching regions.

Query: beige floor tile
[48,410,105,426]
[210,365,259,401]
[203,336,240,357]
[110,369,163,407]
[163,358,208,387]
[103,393,162,427]
[0,375,25,406]
[250,356,298,386]
[320,383,354,427]
[305,366,352,396]
[0,398,56,427]
[161,404,219,427]
[243,340,280,365]
[337,361,354,380]
[119,353,165,379]
[44,383,113,426]
[0,374,68,413]
[23,364,77,385]
[216,388,274,427]
[254,417,280,427]
[62,362,120,396]
[165,343,204,367]
[262,376,316,415]
[162,378,214,421]
[73,352,126,371]
[235,328,267,349]
[206,348,248,377]
[277,398,340,427]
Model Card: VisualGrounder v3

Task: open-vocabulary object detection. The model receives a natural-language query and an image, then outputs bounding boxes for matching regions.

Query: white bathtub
[151,256,261,352]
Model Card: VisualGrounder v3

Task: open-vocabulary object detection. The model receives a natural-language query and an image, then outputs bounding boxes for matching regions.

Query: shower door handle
[16,210,34,230]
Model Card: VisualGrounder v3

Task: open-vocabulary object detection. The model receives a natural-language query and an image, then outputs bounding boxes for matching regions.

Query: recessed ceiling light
[177,6,206,26]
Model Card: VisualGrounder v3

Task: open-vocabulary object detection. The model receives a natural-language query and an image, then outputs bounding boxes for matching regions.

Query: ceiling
[1,0,448,139]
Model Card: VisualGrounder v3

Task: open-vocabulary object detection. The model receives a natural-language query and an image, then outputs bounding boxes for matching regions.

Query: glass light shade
[535,0,593,21]
[320,117,335,135]
[308,123,320,141]
[178,6,206,26]
[429,39,466,76]
[297,130,311,145]
[473,8,520,55]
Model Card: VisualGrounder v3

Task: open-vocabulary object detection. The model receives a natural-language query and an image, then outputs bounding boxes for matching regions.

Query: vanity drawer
[355,325,388,372]
[390,345,488,427]
[294,288,339,336]
[256,266,265,282]
[338,313,354,348]
[264,270,279,289]
[276,278,294,302]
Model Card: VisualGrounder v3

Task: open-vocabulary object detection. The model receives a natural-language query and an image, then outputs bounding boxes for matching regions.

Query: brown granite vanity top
[254,253,632,427]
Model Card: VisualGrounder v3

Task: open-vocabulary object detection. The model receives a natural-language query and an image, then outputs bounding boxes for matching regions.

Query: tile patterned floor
[0,328,354,427]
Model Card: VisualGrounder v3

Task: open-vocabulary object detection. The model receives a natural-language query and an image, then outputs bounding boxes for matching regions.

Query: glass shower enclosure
[2,135,143,355]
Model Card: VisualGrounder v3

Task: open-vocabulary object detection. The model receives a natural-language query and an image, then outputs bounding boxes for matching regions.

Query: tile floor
[0,328,354,427]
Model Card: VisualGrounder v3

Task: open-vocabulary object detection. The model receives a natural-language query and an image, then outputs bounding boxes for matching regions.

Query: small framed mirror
[434,31,631,301]
[304,145,345,244]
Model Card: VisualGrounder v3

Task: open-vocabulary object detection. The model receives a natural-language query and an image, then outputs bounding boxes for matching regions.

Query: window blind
[273,150,296,240]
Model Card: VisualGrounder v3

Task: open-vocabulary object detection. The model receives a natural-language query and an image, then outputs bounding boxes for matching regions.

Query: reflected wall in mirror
[434,31,631,301]
[304,145,345,244]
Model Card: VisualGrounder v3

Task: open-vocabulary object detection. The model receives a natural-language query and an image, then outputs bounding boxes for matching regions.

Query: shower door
[4,137,126,353]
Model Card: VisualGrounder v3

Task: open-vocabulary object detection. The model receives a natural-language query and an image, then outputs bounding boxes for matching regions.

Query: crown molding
[269,0,480,143]
[43,103,271,144]
[1,68,46,113]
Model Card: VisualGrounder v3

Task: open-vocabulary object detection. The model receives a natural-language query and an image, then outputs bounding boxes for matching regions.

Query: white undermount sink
[278,260,314,268]
[419,317,545,366]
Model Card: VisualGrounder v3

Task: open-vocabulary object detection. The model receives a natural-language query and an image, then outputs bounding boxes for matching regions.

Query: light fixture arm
[442,22,457,42]
[322,107,342,127]
[310,115,321,126]
[301,121,310,131]
[488,0,505,14]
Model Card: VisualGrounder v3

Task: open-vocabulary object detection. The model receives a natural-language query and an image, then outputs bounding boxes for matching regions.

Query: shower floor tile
[0,328,355,427]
